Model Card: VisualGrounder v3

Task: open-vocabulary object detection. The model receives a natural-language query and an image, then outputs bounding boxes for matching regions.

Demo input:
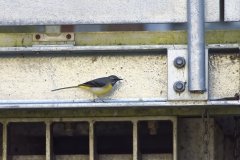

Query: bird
[51,75,122,102]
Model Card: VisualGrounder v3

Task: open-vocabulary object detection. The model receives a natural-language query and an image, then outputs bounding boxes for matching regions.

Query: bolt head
[174,57,186,68]
[173,81,185,92]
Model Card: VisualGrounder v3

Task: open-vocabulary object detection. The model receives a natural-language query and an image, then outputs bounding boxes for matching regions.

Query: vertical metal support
[45,121,52,160]
[172,118,178,160]
[132,120,141,160]
[2,122,8,160]
[187,0,206,92]
[89,121,98,160]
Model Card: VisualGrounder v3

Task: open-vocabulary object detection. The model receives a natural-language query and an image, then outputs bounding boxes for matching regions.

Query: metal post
[187,0,206,92]
[132,120,141,160]
[45,121,52,160]
[89,121,98,160]
[2,122,8,160]
[172,118,178,160]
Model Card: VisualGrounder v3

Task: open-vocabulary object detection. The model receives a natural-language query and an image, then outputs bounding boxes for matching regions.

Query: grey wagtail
[51,75,122,101]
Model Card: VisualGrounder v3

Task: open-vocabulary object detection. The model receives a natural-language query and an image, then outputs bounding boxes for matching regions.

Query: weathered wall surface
[0,53,239,101]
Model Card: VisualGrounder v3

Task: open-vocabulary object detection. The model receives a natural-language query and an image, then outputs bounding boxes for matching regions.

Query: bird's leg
[92,94,96,103]
[97,96,105,103]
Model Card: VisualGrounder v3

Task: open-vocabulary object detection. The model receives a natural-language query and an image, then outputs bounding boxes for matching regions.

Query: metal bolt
[35,34,41,40]
[66,34,72,39]
[174,56,186,68]
[173,81,185,92]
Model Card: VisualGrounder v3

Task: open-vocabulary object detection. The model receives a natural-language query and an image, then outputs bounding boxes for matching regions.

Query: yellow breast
[78,83,113,96]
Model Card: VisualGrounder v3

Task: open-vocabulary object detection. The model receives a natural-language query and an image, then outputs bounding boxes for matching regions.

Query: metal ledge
[0,45,168,53]
[0,100,239,109]
[0,44,238,53]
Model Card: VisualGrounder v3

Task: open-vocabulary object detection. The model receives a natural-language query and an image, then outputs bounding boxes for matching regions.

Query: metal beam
[0,47,238,108]
[1,108,240,117]
[0,100,239,109]
[1,31,240,47]
[0,32,238,109]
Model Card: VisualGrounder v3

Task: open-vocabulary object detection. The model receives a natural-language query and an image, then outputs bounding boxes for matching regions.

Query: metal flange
[167,49,208,100]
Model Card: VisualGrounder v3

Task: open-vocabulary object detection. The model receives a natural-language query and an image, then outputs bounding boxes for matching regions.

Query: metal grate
[0,116,177,160]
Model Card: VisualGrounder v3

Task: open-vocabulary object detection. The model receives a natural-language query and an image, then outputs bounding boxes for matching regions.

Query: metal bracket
[167,49,208,100]
[32,33,75,46]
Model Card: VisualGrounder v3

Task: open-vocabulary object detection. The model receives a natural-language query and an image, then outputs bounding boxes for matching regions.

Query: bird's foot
[91,99,106,103]
[97,96,106,103]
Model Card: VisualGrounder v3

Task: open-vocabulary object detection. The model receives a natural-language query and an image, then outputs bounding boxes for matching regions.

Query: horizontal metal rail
[0,100,239,109]
[0,45,238,53]
[1,31,240,47]
[0,45,168,52]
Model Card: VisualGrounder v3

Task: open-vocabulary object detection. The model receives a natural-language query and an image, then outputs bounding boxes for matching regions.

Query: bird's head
[108,75,122,86]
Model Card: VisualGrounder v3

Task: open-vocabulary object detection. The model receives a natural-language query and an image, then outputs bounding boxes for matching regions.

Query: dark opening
[138,120,173,154]
[95,121,133,154]
[7,122,46,155]
[52,122,89,155]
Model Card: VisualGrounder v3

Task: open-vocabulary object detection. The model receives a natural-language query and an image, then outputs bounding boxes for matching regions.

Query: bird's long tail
[51,86,78,92]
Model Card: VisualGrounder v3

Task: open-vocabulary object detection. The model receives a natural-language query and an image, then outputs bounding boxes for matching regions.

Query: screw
[35,34,41,40]
[173,81,185,92]
[174,57,185,68]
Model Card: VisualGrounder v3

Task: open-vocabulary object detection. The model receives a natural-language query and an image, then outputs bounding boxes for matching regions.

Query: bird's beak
[117,78,123,81]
